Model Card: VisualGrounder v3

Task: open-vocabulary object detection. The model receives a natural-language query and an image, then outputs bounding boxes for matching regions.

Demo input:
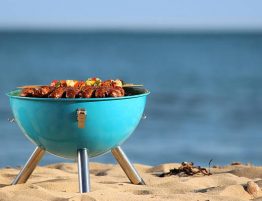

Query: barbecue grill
[7,87,149,193]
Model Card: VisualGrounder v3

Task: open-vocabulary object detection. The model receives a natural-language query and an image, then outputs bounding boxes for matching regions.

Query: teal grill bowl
[7,88,149,159]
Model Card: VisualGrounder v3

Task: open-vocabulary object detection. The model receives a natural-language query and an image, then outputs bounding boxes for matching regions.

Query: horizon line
[1,26,262,33]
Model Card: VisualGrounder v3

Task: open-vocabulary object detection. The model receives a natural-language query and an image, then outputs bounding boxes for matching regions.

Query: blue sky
[0,0,262,30]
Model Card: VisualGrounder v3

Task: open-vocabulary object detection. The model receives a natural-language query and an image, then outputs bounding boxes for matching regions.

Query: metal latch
[77,108,87,128]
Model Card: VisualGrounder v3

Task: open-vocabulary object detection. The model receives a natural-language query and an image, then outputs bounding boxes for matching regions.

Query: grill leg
[111,146,145,185]
[12,147,45,185]
[77,148,90,193]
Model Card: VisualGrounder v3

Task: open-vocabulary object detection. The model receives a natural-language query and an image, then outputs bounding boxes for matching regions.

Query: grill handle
[77,108,87,128]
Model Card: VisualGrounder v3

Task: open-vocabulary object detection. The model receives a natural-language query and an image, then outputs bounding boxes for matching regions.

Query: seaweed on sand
[159,161,212,177]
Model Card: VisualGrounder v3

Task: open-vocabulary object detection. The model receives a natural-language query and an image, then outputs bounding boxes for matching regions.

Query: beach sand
[0,162,261,201]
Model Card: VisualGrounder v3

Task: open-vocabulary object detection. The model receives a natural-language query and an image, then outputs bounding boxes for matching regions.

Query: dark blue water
[0,31,262,167]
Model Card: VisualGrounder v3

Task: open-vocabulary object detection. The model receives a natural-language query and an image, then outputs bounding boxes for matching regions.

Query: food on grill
[79,86,96,98]
[65,87,79,98]
[20,86,55,98]
[49,87,66,98]
[100,79,122,87]
[50,80,67,88]
[20,88,36,97]
[39,86,55,97]
[95,86,110,98]
[74,81,86,89]
[85,77,102,86]
[110,86,125,97]
[20,78,128,99]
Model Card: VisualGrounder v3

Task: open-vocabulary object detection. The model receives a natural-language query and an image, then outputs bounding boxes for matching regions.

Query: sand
[0,162,261,201]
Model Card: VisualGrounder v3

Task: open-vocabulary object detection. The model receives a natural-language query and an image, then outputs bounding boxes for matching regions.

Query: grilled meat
[48,87,65,98]
[20,88,37,97]
[50,80,67,88]
[109,86,125,97]
[79,86,96,98]
[94,86,111,98]
[94,86,124,98]
[38,86,55,97]
[65,87,79,98]
[101,79,122,87]
[20,78,127,99]
[74,81,86,89]
[20,86,55,97]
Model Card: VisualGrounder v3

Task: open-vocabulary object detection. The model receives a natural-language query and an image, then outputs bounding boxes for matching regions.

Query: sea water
[0,31,262,167]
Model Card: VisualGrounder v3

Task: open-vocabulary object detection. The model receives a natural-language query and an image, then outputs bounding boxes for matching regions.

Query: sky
[0,0,262,30]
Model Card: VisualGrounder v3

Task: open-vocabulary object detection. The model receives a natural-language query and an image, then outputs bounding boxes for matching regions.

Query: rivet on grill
[8,117,16,123]
[77,108,87,128]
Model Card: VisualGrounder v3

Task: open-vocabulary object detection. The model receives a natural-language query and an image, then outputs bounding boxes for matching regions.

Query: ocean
[0,31,262,167]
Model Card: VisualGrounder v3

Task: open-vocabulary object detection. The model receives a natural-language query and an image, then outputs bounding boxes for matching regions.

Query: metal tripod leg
[12,147,45,185]
[77,148,90,193]
[111,146,145,185]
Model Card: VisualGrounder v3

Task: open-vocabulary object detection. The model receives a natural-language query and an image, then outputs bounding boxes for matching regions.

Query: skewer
[123,84,143,87]
[17,85,48,89]
[17,84,143,89]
